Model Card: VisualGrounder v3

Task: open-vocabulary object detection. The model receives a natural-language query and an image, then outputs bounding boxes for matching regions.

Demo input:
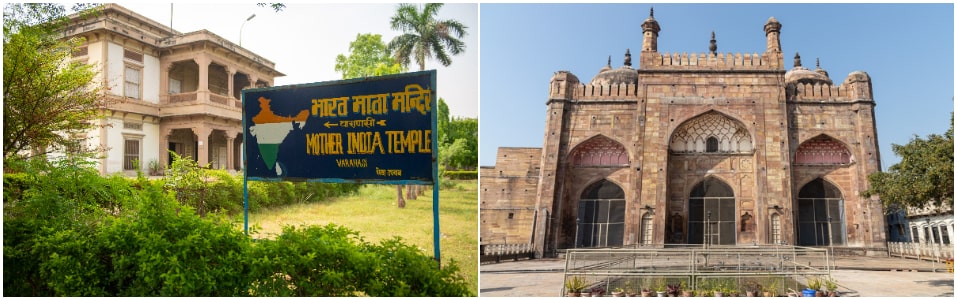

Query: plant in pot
[625,280,637,297]
[666,282,682,297]
[743,280,762,297]
[654,278,668,297]
[639,278,653,297]
[591,287,605,297]
[822,276,838,297]
[566,276,586,297]
[677,280,693,297]
[713,282,726,297]
[763,278,781,297]
[612,287,625,297]
[806,276,823,297]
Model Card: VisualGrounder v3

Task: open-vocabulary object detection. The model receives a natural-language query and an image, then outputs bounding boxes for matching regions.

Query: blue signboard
[242,70,436,184]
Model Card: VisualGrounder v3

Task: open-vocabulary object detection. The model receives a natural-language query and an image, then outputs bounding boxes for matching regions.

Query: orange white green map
[248,97,309,175]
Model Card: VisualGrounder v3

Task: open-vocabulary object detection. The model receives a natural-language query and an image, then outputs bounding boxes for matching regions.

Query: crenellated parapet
[567,83,640,100]
[640,51,784,70]
[787,71,873,102]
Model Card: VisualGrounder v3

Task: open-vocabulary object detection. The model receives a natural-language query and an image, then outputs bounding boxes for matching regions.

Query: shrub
[4,156,458,297]
[3,156,134,296]
[245,224,473,297]
[443,170,477,180]
[96,184,251,296]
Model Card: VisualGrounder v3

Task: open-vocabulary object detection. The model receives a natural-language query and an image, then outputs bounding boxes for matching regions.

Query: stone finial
[607,55,612,67]
[709,31,717,55]
[815,57,829,77]
[642,7,661,33]
[794,52,802,67]
[624,48,632,66]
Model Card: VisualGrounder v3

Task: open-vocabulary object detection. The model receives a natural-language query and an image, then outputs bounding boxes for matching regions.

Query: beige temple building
[63,4,282,174]
[481,9,887,257]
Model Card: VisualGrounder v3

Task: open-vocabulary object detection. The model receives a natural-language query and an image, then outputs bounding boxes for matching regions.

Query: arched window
[795,135,851,164]
[706,136,719,153]
[570,135,629,166]
[577,180,626,248]
[770,213,782,245]
[641,213,654,245]
[797,178,845,246]
[670,111,752,154]
[941,224,951,245]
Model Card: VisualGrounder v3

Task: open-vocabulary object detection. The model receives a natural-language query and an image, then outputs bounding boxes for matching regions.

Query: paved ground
[480,256,955,297]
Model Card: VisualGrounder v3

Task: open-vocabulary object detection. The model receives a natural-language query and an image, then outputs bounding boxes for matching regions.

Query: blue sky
[478,3,955,169]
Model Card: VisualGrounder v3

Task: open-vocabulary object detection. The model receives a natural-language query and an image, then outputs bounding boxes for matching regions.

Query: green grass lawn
[242,180,478,295]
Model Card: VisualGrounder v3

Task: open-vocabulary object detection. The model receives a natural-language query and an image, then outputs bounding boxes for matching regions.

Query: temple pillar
[194,126,212,167]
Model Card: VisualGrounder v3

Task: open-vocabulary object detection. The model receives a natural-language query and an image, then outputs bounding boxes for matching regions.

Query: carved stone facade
[64,4,282,174]
[481,10,887,257]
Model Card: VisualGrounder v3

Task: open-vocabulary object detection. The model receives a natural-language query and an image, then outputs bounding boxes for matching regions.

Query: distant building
[63,4,283,174]
[903,203,953,245]
[481,9,888,257]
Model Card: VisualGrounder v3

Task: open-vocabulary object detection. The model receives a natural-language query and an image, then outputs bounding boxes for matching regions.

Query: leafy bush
[247,181,359,212]
[444,170,477,180]
[246,224,473,297]
[4,156,466,296]
[161,153,358,214]
[95,184,251,296]
[3,157,134,296]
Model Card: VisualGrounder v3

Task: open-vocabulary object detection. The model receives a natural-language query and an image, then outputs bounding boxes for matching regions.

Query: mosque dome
[590,49,639,85]
[550,70,580,84]
[785,52,833,85]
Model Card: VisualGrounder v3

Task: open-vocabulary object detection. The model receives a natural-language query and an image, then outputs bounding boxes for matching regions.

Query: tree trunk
[396,185,406,208]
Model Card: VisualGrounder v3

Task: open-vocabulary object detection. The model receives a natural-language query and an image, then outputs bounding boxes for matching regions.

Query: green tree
[387,3,467,71]
[3,3,105,161]
[863,113,954,210]
[334,33,407,79]
[437,98,450,143]
[443,117,477,170]
[331,31,410,208]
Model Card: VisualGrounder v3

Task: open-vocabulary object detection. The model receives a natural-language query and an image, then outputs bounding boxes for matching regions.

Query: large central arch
[577,179,626,248]
[687,177,737,245]
[797,178,846,246]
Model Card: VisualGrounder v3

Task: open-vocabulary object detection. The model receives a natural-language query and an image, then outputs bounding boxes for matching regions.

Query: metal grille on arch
[571,135,629,166]
[795,136,851,164]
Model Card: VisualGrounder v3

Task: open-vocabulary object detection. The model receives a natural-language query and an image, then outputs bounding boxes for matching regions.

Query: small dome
[785,52,832,85]
[551,70,580,84]
[591,66,638,85]
[598,56,613,73]
[844,71,871,84]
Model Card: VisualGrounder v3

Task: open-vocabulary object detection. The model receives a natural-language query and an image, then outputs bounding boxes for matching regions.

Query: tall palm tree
[388,3,468,208]
[388,3,467,71]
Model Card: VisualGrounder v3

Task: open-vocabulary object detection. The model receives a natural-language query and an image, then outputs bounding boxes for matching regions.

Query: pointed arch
[690,176,735,198]
[794,134,852,165]
[569,135,630,166]
[770,213,782,245]
[640,212,654,245]
[670,111,753,153]
[687,176,737,245]
[796,178,846,246]
[577,179,625,247]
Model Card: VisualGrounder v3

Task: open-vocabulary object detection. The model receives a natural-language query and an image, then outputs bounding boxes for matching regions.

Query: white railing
[887,242,953,262]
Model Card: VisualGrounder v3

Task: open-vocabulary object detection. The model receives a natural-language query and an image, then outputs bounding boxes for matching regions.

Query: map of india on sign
[242,70,436,184]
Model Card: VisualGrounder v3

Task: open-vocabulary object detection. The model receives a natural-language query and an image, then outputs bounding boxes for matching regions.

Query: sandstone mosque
[480,8,886,258]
